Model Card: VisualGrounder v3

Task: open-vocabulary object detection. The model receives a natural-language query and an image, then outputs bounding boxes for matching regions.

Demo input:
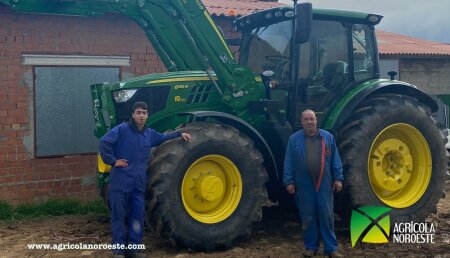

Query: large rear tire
[337,93,446,222]
[147,122,268,250]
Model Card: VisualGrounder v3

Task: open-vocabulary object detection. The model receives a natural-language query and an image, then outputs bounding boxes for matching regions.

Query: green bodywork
[323,79,380,129]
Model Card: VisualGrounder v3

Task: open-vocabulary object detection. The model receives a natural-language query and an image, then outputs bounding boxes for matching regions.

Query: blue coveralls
[99,120,181,254]
[283,129,344,254]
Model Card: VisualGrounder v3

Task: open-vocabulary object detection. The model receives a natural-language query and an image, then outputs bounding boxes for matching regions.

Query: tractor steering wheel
[265,55,291,79]
[265,55,291,66]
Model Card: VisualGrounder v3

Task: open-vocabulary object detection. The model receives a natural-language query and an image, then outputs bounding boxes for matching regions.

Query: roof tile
[376,30,450,56]
[204,0,284,17]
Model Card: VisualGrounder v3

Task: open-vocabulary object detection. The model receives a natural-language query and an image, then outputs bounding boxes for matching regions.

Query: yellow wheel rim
[368,123,432,208]
[181,155,242,224]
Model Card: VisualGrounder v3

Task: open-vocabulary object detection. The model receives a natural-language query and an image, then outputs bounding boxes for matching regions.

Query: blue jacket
[99,120,181,193]
[283,129,343,192]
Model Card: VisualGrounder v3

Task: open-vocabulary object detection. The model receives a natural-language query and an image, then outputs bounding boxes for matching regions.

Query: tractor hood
[91,70,225,136]
[110,71,218,90]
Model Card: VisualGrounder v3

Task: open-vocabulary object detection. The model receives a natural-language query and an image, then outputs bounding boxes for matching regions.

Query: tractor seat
[322,61,347,89]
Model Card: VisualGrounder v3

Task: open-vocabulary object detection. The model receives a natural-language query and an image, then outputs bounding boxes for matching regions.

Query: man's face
[301,111,317,134]
[132,107,149,127]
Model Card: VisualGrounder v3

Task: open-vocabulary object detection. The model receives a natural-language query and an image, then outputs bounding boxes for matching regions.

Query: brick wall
[0,5,235,205]
[215,17,241,58]
[0,5,165,204]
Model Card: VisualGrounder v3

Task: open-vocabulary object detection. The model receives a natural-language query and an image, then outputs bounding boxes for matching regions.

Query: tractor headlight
[368,14,380,24]
[113,89,137,103]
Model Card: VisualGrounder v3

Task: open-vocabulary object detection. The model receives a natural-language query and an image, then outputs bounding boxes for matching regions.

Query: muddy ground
[0,180,449,258]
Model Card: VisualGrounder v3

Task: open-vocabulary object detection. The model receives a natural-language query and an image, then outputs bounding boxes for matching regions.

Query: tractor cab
[236,7,382,128]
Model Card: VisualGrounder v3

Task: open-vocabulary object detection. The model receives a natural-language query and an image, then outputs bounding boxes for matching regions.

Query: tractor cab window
[299,20,349,100]
[352,24,376,82]
[242,20,292,81]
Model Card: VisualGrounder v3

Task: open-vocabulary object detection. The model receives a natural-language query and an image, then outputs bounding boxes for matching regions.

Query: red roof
[204,0,283,17]
[203,1,450,57]
[376,30,450,56]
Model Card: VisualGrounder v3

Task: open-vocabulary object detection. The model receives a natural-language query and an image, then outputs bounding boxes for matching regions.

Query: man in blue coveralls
[283,109,344,258]
[99,101,191,258]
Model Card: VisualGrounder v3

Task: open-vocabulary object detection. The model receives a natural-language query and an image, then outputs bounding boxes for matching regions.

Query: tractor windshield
[240,20,293,80]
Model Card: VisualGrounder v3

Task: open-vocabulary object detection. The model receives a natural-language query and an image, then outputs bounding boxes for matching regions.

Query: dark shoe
[113,254,125,258]
[328,251,344,258]
[304,249,317,257]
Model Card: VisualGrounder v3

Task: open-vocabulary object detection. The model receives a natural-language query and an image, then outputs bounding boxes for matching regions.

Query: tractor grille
[114,87,170,123]
[187,85,213,104]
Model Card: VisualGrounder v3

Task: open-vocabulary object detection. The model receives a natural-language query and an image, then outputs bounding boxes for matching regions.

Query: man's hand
[114,159,128,167]
[333,181,342,193]
[286,184,295,194]
[181,132,192,142]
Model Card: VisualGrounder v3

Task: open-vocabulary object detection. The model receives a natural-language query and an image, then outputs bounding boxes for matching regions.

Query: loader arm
[1,0,260,107]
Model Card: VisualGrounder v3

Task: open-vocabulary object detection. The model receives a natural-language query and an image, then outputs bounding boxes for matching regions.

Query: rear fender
[179,111,279,181]
[324,80,437,131]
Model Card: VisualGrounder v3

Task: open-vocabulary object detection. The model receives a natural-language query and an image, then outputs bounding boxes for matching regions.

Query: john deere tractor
[3,0,446,250]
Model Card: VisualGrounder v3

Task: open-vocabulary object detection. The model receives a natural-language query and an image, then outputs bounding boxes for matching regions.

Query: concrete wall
[379,58,399,79]
[399,58,450,95]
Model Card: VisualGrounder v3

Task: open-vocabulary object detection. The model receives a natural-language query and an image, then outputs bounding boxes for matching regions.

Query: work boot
[328,251,344,258]
[304,249,317,257]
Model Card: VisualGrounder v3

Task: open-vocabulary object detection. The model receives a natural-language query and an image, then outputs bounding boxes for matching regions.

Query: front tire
[147,122,268,250]
[337,94,446,222]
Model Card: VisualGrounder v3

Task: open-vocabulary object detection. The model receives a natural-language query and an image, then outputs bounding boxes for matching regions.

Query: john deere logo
[351,206,391,247]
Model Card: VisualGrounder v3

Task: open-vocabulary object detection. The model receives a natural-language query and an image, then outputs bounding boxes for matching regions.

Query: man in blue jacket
[99,101,191,257]
[283,109,344,258]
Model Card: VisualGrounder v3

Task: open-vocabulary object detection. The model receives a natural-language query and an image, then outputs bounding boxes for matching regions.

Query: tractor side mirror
[294,3,312,44]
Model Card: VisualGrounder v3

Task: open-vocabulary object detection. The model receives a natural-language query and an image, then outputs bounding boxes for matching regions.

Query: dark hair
[132,101,148,113]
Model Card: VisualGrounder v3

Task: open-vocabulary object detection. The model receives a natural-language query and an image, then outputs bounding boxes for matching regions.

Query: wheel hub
[181,155,242,224]
[195,175,224,202]
[370,139,412,191]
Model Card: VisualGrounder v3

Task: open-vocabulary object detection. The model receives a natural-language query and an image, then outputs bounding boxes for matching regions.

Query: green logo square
[351,206,391,247]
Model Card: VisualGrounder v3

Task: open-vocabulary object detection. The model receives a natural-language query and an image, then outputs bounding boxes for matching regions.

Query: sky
[279,0,450,43]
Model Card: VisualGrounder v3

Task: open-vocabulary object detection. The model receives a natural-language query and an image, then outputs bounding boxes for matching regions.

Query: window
[243,20,292,80]
[352,24,376,82]
[299,20,349,82]
[34,67,120,156]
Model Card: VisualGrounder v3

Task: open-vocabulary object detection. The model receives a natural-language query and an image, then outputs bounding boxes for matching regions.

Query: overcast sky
[279,0,450,43]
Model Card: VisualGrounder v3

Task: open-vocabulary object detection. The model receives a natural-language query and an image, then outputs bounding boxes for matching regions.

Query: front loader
[2,0,446,250]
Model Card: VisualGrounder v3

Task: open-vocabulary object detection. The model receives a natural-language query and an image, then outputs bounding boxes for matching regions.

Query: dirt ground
[0,180,449,258]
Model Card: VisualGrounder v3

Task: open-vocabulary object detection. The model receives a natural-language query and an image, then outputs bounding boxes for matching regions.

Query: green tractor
[3,0,447,250]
